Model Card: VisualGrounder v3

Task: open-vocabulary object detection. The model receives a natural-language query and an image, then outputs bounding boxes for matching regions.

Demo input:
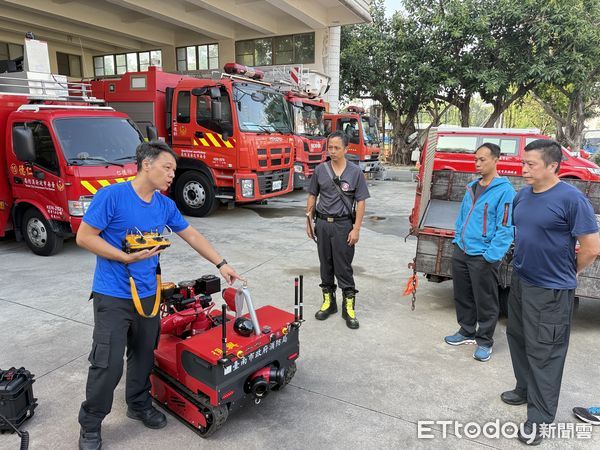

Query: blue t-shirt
[83,181,189,299]
[513,182,598,289]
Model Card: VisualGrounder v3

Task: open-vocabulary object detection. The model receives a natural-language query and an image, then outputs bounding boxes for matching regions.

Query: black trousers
[315,218,356,293]
[451,245,500,347]
[506,272,574,425]
[78,292,160,431]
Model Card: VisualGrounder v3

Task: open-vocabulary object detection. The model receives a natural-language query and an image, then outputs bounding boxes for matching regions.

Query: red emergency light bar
[346,105,365,114]
[223,63,265,80]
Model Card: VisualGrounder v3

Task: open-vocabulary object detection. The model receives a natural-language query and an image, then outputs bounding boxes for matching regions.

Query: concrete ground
[1,178,599,449]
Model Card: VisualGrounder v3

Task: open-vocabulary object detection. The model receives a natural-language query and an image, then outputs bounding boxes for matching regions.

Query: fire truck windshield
[291,104,326,138]
[233,84,292,134]
[361,117,380,145]
[54,117,144,165]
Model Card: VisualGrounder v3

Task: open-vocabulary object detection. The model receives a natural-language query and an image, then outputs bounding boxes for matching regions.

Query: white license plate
[272,180,282,190]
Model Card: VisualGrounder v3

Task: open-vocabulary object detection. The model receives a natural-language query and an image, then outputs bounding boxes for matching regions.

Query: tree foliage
[340,1,443,163]
[340,0,600,159]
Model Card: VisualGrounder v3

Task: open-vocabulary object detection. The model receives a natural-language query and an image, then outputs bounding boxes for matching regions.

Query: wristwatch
[216,259,228,269]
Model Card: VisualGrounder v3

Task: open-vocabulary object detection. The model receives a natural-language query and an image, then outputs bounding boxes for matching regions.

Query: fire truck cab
[0,39,143,256]
[286,93,327,189]
[92,64,295,216]
[324,106,381,174]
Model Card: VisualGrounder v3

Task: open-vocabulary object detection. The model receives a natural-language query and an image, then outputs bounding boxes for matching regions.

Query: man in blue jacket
[444,143,516,362]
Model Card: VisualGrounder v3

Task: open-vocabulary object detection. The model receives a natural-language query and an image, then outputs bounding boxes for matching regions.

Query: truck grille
[308,154,323,162]
[257,147,292,169]
[257,170,290,195]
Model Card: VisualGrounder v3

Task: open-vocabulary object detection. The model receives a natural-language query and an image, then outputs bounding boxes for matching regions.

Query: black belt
[315,212,352,222]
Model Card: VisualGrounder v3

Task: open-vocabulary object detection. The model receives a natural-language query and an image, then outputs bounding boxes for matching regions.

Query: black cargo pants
[78,292,160,432]
[506,272,574,425]
[315,217,356,294]
[451,245,500,347]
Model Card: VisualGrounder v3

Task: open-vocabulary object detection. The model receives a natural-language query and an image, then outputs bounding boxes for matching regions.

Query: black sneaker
[126,406,167,429]
[501,389,527,405]
[573,406,600,425]
[517,422,542,446]
[79,428,102,450]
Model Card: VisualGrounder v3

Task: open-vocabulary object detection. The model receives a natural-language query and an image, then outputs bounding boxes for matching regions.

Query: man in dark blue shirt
[76,141,240,450]
[502,139,600,445]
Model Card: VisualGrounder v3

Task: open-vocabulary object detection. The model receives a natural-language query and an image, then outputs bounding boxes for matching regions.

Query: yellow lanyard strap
[127,263,162,318]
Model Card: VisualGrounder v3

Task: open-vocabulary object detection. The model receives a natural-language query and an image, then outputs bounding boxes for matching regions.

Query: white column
[323,25,341,113]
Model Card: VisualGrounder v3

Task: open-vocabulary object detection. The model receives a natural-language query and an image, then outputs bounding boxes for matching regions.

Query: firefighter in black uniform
[306,131,370,329]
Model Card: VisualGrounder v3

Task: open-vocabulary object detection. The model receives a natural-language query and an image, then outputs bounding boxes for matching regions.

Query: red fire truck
[0,72,144,256]
[285,93,327,188]
[91,64,295,216]
[262,66,329,189]
[324,106,382,174]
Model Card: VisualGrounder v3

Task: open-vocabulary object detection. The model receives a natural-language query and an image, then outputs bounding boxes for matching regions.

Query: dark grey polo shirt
[308,161,370,217]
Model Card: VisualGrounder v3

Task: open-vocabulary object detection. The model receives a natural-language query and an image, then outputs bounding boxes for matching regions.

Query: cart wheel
[22,208,63,256]
[197,403,228,438]
[272,362,297,391]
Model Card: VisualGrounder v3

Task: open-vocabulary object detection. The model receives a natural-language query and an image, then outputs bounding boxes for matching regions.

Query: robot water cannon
[151,275,303,437]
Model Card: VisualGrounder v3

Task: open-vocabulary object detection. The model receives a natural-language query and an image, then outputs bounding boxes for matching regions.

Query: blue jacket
[453,177,516,263]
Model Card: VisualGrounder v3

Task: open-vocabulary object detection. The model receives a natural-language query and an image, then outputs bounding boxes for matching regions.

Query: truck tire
[174,171,218,217]
[499,286,510,318]
[22,208,64,256]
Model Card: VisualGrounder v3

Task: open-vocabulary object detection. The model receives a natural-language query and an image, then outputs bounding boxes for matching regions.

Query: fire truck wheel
[175,172,218,217]
[22,208,64,256]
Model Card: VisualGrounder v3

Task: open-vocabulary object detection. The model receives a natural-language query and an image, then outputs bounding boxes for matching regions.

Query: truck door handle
[14,177,23,184]
[195,131,205,138]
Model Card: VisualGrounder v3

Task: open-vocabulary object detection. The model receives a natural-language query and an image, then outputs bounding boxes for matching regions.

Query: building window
[0,42,24,60]
[176,44,219,71]
[235,32,315,66]
[93,50,162,77]
[56,52,82,78]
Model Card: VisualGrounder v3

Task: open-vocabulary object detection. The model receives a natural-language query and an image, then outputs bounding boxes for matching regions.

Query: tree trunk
[533,89,587,150]
[389,114,417,165]
[458,95,471,127]
[483,84,534,128]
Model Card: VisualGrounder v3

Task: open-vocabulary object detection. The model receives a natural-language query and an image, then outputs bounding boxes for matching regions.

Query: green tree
[525,0,600,150]
[340,1,444,163]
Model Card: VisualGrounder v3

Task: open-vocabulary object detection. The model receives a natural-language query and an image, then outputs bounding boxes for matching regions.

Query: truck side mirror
[211,100,222,121]
[209,87,221,99]
[146,126,158,141]
[12,126,35,162]
[191,87,208,96]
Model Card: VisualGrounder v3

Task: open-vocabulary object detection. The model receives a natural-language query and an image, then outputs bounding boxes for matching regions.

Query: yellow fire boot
[315,287,337,320]
[342,292,359,329]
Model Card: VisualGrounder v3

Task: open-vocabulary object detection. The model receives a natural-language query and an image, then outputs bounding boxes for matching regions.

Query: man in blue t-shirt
[501,139,600,445]
[77,141,240,450]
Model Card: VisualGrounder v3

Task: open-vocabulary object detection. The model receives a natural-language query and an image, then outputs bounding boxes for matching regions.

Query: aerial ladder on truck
[261,65,330,189]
